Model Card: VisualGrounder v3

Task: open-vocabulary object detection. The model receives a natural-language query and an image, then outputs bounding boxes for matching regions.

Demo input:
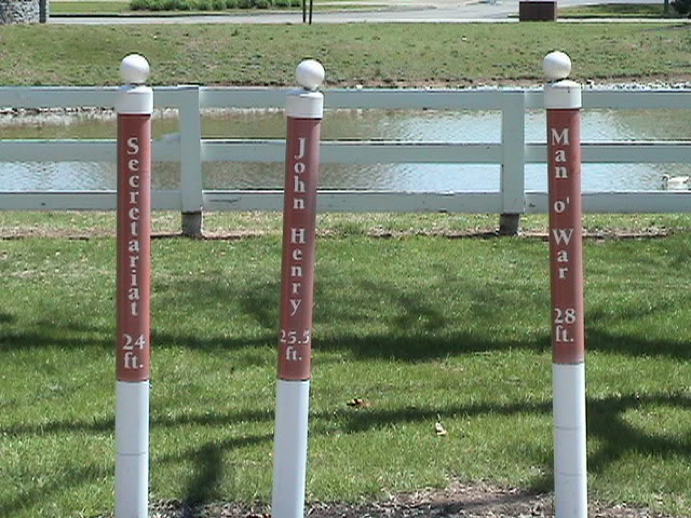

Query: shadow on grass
[0,461,112,518]
[178,434,268,509]
[2,269,690,511]
[1,275,690,361]
[587,393,691,474]
[0,408,274,437]
[183,443,226,506]
[2,391,690,513]
[0,433,270,518]
[0,320,112,351]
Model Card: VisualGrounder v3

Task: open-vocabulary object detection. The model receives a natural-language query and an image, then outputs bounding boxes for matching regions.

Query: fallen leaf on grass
[435,421,448,436]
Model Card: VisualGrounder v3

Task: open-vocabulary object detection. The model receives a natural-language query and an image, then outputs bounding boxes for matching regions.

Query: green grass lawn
[50,0,680,16]
[49,0,383,15]
[1,23,690,86]
[559,2,682,18]
[50,1,132,13]
[1,212,690,518]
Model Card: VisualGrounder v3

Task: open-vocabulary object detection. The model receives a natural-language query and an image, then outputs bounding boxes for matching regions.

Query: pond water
[2,107,690,192]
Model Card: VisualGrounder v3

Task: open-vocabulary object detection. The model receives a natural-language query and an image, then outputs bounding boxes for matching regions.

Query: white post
[272,380,311,518]
[553,363,587,518]
[179,84,203,237]
[115,382,150,518]
[544,50,587,518]
[500,90,526,235]
[271,59,325,518]
[115,54,153,518]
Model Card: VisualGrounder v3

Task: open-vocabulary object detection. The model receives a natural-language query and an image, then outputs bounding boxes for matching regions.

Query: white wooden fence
[1,86,690,235]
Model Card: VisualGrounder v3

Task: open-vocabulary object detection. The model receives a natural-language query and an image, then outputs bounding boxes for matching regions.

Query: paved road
[50,0,673,23]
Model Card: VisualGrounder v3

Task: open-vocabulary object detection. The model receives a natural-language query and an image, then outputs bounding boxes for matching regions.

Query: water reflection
[2,107,690,192]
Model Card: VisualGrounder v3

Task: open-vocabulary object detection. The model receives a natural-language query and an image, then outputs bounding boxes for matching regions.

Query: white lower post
[115,381,150,518]
[115,54,153,518]
[543,50,587,518]
[271,380,311,518]
[553,363,587,518]
[271,60,325,518]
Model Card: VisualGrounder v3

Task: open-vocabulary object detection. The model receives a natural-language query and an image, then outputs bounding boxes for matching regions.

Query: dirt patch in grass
[0,226,672,240]
[150,480,678,518]
[0,227,267,240]
[366,228,671,240]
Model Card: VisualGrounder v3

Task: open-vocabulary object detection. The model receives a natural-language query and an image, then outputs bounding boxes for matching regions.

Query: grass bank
[1,212,690,518]
[1,23,690,86]
[50,0,371,15]
[51,1,132,13]
[559,2,682,18]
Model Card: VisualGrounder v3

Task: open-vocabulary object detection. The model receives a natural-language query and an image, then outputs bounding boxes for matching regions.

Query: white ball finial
[296,59,325,91]
[543,51,571,81]
[120,54,150,85]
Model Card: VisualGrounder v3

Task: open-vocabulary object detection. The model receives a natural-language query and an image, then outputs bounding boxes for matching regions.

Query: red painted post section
[547,108,585,365]
[544,51,587,518]
[277,118,322,381]
[117,114,152,382]
[114,54,153,518]
[271,59,325,518]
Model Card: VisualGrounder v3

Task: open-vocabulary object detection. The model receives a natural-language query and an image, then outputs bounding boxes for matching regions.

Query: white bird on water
[661,174,690,190]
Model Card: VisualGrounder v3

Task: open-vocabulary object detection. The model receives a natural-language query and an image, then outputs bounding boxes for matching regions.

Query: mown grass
[49,0,387,16]
[0,212,690,518]
[559,3,681,18]
[50,0,680,17]
[50,1,132,13]
[1,23,691,86]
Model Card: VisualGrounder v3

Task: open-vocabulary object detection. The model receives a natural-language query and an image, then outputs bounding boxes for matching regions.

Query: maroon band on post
[277,118,322,381]
[547,109,585,365]
[116,114,152,382]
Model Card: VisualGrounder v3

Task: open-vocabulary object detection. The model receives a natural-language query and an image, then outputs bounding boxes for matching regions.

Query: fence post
[500,90,526,235]
[115,54,153,518]
[271,59,325,518]
[178,85,203,237]
[544,51,587,518]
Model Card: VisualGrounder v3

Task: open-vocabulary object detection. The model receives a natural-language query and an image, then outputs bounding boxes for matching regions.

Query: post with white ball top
[115,54,153,518]
[543,51,587,518]
[271,59,325,518]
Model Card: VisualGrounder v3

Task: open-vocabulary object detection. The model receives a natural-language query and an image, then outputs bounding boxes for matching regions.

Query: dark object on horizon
[302,0,313,23]
[672,0,691,16]
[519,0,557,21]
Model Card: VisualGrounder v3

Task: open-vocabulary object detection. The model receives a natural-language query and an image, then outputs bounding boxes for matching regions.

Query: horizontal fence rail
[1,86,690,233]
[6,140,691,165]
